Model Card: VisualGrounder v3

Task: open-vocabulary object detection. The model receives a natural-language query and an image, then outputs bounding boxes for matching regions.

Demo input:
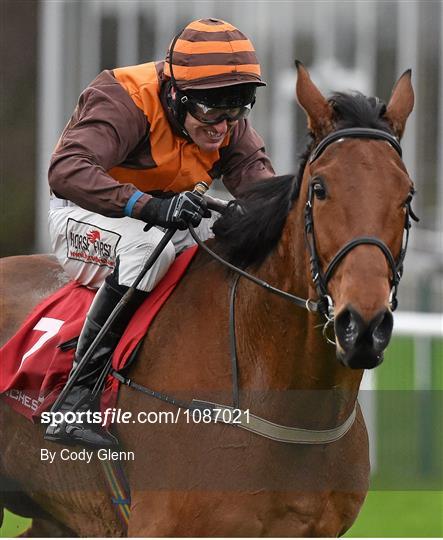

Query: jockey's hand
[140,192,211,230]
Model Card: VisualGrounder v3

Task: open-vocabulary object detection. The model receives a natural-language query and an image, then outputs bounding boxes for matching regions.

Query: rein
[188,226,319,311]
[110,126,418,445]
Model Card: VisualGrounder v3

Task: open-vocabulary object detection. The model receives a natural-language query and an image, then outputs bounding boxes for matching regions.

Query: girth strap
[191,400,357,444]
[112,369,357,445]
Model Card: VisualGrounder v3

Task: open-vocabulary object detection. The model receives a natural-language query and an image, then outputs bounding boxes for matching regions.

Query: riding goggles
[180,96,253,125]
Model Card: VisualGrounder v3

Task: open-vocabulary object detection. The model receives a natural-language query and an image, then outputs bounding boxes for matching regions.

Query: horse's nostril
[335,307,364,350]
[335,307,393,370]
[371,309,393,351]
[335,306,394,362]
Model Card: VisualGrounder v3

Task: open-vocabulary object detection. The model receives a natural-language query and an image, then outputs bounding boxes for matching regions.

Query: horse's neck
[235,197,362,426]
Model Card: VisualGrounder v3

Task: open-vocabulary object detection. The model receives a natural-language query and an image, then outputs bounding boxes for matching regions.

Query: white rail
[394,311,443,337]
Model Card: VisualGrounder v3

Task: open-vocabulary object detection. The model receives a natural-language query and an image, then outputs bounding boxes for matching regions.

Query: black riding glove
[140,191,211,231]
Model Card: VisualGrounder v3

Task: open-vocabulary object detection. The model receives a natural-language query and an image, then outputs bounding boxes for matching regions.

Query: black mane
[212,91,392,269]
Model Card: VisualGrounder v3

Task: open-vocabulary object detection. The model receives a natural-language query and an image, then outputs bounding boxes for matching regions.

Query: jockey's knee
[116,238,176,292]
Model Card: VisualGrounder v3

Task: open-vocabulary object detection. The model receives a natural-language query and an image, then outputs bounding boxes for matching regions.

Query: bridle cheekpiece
[304,127,418,322]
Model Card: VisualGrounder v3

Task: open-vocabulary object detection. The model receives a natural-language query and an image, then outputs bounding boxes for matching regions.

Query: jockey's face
[184,113,236,152]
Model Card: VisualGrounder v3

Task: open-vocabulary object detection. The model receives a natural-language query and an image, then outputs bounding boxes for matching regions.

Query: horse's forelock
[330,92,392,132]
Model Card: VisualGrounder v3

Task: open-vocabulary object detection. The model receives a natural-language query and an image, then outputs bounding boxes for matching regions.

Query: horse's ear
[295,60,334,139]
[384,69,414,139]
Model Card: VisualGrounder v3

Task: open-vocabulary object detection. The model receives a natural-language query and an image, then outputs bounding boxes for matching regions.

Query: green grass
[371,337,443,492]
[2,492,442,537]
[345,490,443,537]
[0,510,30,537]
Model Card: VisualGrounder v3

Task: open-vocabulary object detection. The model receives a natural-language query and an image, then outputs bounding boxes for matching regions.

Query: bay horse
[0,63,415,537]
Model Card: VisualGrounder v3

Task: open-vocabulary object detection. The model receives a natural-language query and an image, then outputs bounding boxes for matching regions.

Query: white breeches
[48,206,215,291]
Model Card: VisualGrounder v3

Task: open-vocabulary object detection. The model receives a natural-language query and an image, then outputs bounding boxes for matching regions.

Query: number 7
[20,317,65,369]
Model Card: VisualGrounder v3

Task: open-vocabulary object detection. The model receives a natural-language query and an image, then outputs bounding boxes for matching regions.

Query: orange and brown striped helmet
[164,18,266,91]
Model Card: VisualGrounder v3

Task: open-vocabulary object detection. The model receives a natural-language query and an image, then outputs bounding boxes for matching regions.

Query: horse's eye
[313,182,327,200]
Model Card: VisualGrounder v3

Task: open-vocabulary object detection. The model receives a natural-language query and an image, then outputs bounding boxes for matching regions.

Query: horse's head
[296,62,416,369]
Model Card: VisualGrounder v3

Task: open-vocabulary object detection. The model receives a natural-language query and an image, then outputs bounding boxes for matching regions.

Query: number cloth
[0,246,198,421]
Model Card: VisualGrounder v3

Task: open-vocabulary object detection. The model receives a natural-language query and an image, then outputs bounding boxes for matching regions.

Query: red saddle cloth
[0,246,198,421]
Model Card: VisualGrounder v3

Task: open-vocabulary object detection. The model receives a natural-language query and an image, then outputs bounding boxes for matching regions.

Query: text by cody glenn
[40,407,249,427]
[41,448,134,463]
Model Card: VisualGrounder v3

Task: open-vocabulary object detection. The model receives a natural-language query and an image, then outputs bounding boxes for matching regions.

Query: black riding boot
[44,274,147,448]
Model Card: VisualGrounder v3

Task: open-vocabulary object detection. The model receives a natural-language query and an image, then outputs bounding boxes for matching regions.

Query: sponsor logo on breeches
[66,218,121,268]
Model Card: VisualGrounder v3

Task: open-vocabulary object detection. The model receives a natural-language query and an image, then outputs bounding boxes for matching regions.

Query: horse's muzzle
[334,305,393,369]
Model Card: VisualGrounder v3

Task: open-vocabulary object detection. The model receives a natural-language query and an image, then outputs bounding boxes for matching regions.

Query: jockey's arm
[217,119,275,197]
[48,71,152,219]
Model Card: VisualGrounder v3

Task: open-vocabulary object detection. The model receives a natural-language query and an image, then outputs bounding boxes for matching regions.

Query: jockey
[45,18,275,448]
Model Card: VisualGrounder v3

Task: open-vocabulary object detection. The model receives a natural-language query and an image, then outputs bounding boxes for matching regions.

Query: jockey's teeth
[205,129,223,140]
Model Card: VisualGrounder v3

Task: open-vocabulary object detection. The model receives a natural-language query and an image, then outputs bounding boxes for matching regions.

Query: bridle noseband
[304,127,418,319]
